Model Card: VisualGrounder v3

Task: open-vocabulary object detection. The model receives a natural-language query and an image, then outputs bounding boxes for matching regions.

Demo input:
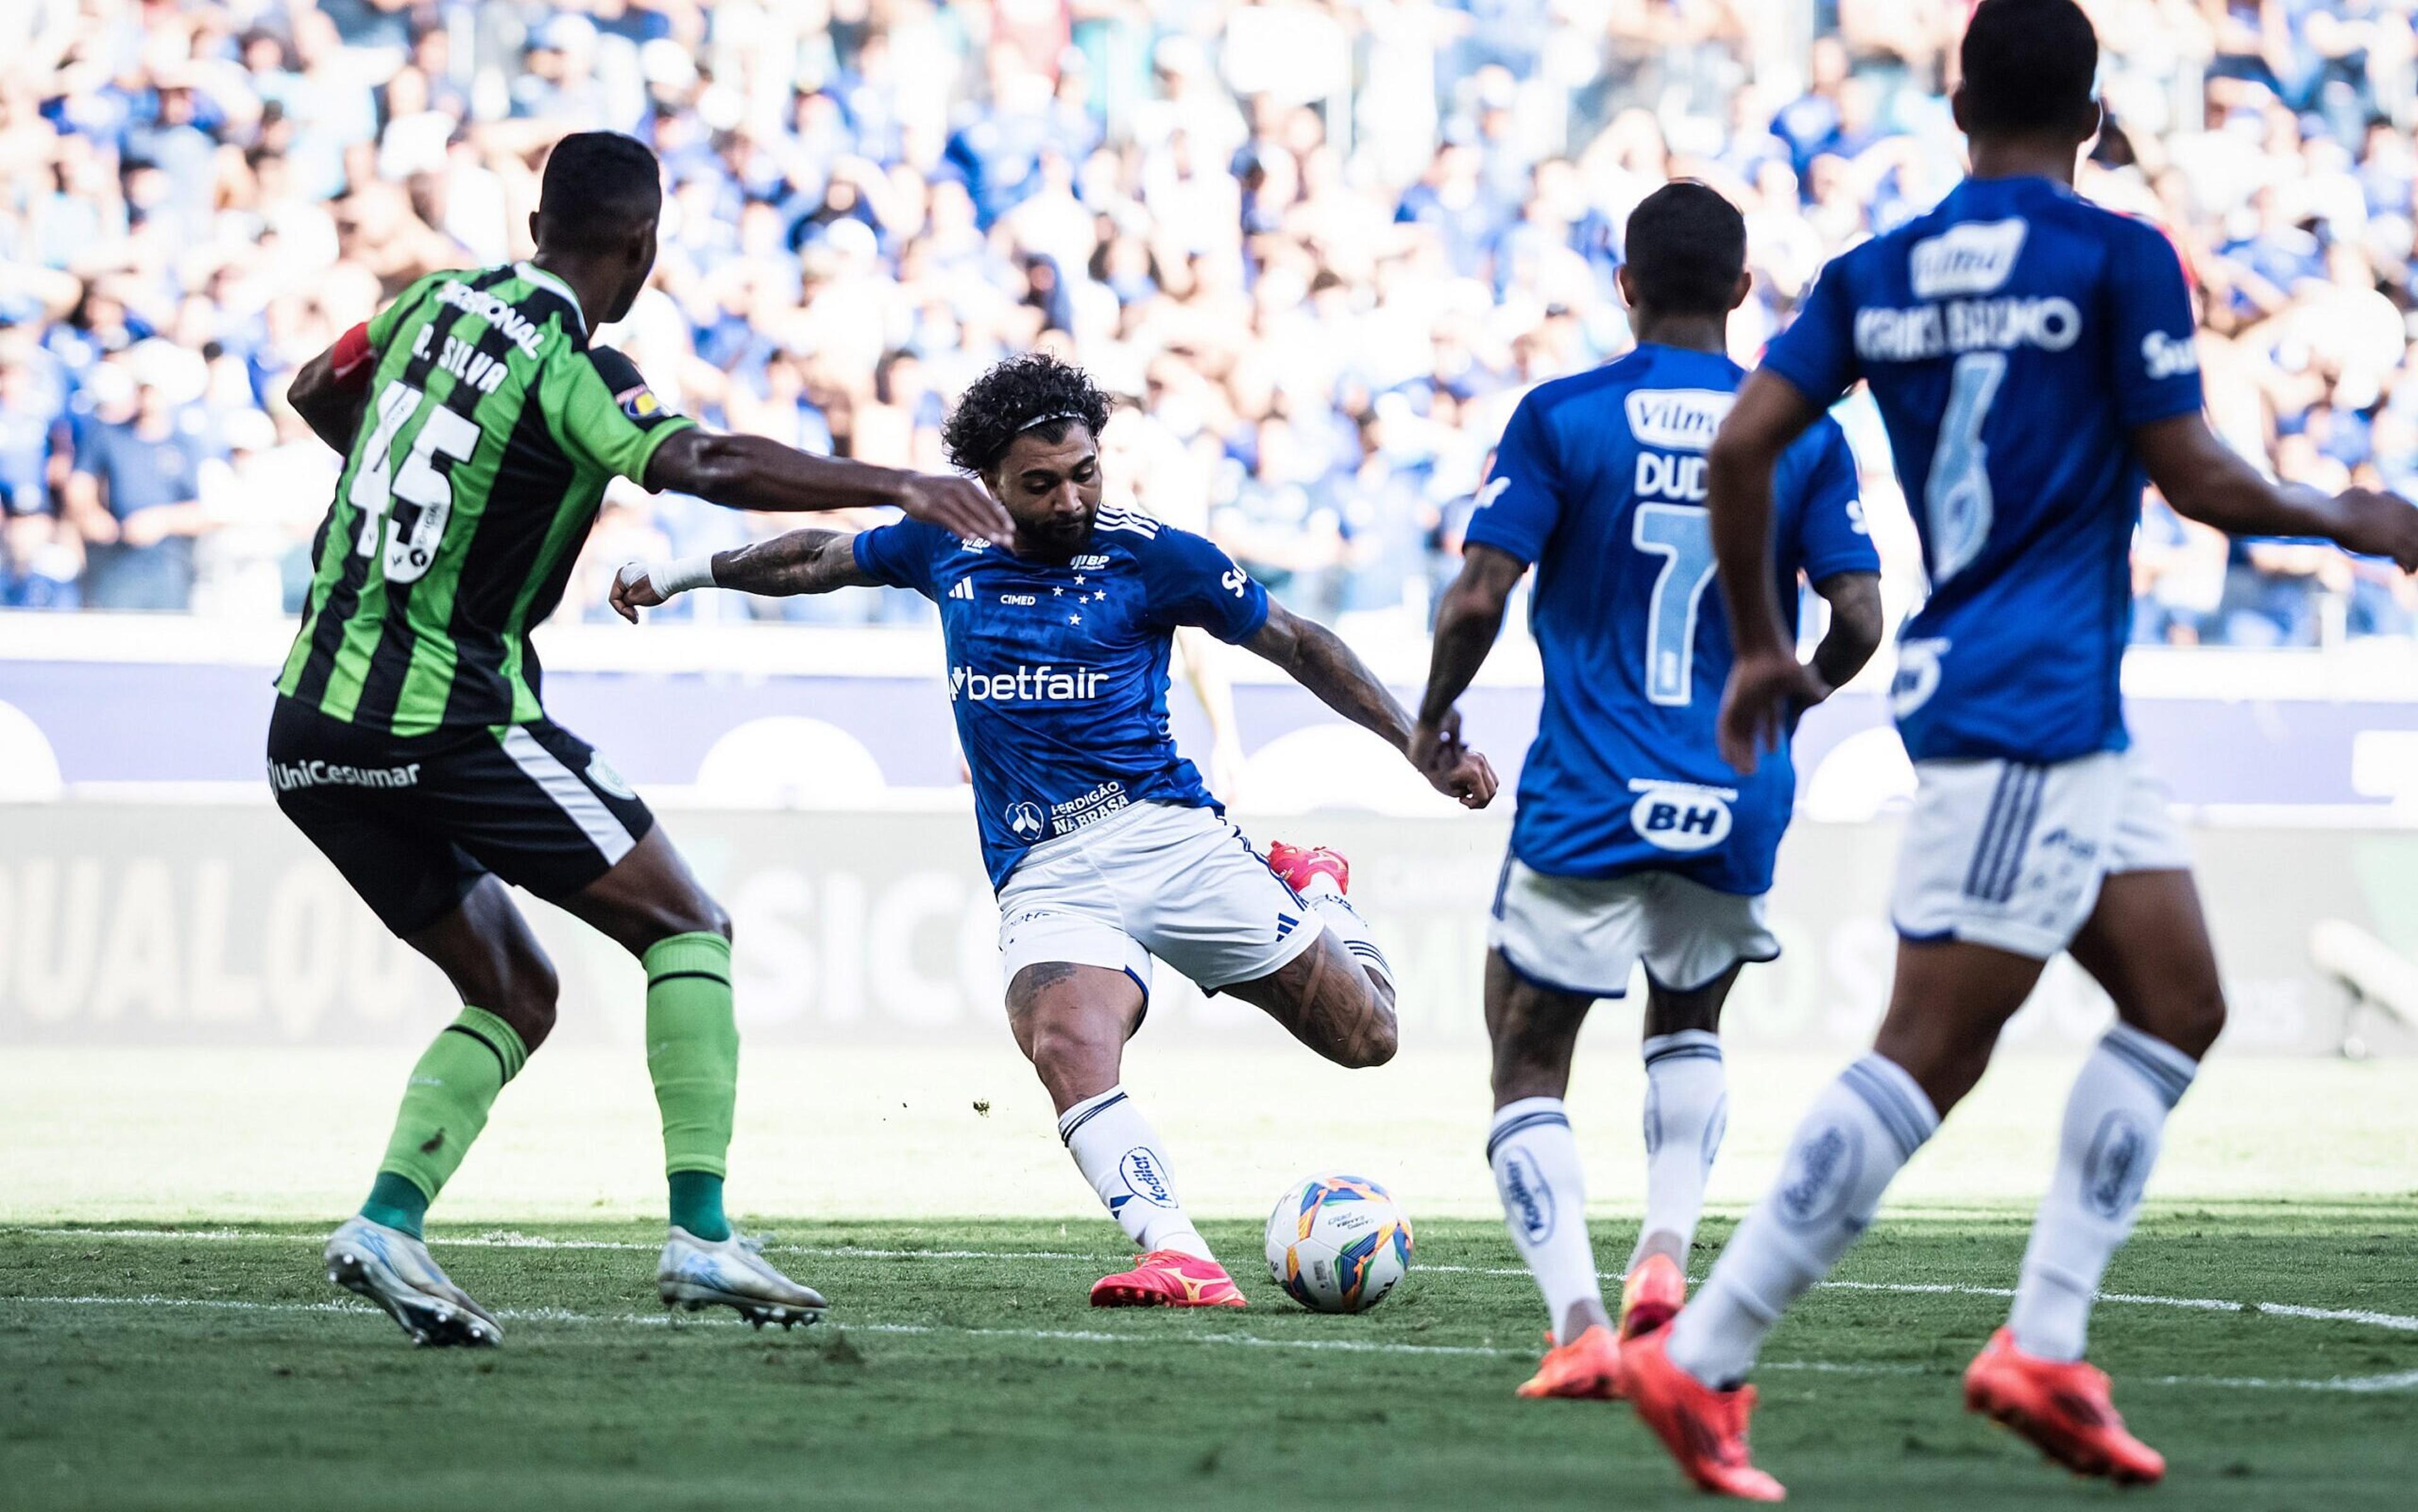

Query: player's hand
[1428,745,1499,809]
[1408,708,1466,778]
[895,471,1015,545]
[1717,651,1830,776]
[2331,487,2418,572]
[610,560,668,623]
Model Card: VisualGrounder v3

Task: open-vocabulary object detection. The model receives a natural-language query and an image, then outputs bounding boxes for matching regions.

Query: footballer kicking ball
[1264,1173,1414,1314]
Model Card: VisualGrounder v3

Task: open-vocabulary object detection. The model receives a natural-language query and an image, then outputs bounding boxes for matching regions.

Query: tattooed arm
[610,528,875,620]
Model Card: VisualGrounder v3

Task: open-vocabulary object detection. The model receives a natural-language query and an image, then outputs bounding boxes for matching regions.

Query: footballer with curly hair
[616,351,1498,1307]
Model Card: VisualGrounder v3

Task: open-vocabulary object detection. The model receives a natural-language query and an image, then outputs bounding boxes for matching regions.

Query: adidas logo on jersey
[950,578,975,601]
[949,664,1107,703]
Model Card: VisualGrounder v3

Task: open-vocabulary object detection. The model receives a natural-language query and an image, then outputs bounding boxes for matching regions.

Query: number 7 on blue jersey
[1632,503,1718,707]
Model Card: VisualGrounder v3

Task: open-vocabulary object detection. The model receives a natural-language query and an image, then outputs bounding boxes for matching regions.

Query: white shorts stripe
[497,726,636,868]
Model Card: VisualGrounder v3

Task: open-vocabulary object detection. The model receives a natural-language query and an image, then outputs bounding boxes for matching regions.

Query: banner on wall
[1,803,2408,1055]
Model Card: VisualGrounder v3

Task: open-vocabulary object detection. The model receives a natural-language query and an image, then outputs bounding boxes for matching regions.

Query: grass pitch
[6,1207,2414,1511]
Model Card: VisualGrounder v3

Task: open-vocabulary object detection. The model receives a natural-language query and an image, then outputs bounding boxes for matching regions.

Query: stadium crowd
[3,0,2417,645]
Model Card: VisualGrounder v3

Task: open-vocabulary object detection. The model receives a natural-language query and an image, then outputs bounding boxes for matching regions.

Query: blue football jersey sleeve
[1462,396,1564,564]
[852,518,949,598]
[1759,258,1861,409]
[2103,220,2204,429]
[1786,418,1878,583]
[1139,525,1269,644]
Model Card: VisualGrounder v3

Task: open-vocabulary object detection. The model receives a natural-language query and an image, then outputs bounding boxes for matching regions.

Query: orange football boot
[1620,1252,1688,1340]
[1623,1325,1787,1502]
[1266,841,1351,894]
[1089,1249,1248,1309]
[1963,1328,2165,1485]
[1516,1323,1624,1401]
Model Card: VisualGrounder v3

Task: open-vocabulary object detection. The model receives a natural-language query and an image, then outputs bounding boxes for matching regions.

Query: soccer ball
[1263,1173,1413,1313]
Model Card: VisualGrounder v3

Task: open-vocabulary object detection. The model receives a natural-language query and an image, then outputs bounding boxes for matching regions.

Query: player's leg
[1218,930,1400,1067]
[1965,780,2219,1485]
[1628,756,2110,1497]
[1267,841,1399,1008]
[1484,948,1621,1395]
[1004,958,1242,1307]
[1624,963,1739,1331]
[453,719,822,1324]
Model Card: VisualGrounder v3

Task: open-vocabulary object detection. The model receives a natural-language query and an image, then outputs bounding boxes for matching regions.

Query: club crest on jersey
[1623,389,1735,452]
[1627,778,1735,853]
[1006,801,1046,840]
[1910,219,2028,297]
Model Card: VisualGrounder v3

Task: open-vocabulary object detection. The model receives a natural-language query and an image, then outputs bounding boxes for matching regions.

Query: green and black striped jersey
[278,263,693,736]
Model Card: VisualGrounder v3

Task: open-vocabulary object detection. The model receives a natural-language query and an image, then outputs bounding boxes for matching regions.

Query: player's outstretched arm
[2133,413,2418,571]
[1246,602,1498,809]
[1412,542,1524,780]
[610,529,875,622]
[642,428,1014,544]
[1808,571,1885,691]
[1706,371,1830,774]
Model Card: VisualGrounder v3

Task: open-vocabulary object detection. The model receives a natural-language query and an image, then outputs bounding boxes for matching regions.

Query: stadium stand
[2,0,2415,644]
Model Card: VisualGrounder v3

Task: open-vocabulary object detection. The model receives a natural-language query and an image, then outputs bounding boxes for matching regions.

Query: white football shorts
[1891,748,2190,960]
[995,800,1325,997]
[1488,858,1779,999]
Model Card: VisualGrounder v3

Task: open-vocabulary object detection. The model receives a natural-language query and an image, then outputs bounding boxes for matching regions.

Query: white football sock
[1057,1086,1213,1261]
[1667,1053,1939,1387]
[1298,877,1394,993]
[1489,1098,1603,1344]
[2007,1022,2196,1361]
[1631,1030,1727,1272]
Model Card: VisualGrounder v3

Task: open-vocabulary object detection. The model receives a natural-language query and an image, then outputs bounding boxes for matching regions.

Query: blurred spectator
[0,0,2412,648]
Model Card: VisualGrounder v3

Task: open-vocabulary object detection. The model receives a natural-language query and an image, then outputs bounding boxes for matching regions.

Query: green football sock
[363,1007,528,1236]
[645,932,739,1242]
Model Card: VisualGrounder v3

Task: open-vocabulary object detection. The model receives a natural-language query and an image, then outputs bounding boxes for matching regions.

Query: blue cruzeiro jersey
[1761,175,2205,765]
[1468,343,1878,894]
[854,506,1270,888]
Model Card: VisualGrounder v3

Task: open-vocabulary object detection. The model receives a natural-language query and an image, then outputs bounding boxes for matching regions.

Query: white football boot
[324,1215,502,1347]
[657,1227,828,1329]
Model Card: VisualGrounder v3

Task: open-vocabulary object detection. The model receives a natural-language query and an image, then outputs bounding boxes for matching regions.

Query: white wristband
[625,555,717,597]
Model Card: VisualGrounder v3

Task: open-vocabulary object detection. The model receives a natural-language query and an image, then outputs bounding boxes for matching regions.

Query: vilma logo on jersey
[1626,777,1736,853]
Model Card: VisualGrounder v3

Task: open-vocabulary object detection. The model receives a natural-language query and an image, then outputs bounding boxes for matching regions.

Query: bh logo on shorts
[1496,1148,1556,1244]
[1119,1147,1176,1208]
[1628,778,1734,853]
[1006,801,1046,841]
[1776,1122,1864,1232]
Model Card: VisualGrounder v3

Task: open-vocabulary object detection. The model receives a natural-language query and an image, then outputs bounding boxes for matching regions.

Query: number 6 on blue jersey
[1632,502,1717,707]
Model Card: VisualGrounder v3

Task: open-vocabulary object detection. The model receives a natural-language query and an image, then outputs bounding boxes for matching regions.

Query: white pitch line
[3,1292,2412,1391]
[13,1228,2418,1335]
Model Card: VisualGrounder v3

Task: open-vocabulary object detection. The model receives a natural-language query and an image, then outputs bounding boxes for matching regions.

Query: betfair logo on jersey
[948,664,1107,703]
[1909,219,2028,298]
[1623,389,1734,452]
[1626,777,1737,853]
